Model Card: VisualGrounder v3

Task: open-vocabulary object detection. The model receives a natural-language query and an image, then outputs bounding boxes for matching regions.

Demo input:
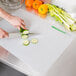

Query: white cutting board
[0,9,75,76]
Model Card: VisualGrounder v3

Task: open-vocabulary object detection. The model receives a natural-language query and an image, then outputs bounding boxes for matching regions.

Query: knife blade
[9,32,22,39]
[0,32,39,40]
[9,32,38,38]
[9,32,39,39]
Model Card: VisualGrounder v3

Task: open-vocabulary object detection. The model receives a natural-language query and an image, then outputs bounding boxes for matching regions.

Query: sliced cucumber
[23,40,30,46]
[21,34,29,39]
[23,30,29,35]
[31,38,38,44]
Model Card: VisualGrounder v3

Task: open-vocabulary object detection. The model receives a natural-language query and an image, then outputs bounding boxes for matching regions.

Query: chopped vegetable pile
[20,28,38,46]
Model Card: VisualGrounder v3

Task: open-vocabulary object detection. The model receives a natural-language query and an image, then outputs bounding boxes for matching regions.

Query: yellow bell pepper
[38,4,48,15]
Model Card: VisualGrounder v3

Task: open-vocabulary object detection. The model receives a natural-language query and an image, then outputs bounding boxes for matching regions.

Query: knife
[9,32,39,39]
[9,33,21,39]
[0,32,39,40]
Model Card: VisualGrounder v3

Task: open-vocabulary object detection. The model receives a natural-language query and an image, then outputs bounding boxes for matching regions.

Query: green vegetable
[23,40,30,46]
[20,28,38,46]
[23,30,29,35]
[21,34,29,39]
[20,28,29,34]
[47,4,76,31]
[70,24,76,31]
[20,27,24,33]
[31,38,38,44]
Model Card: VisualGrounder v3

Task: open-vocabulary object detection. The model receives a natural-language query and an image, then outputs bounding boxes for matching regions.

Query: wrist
[0,8,12,21]
[4,14,12,21]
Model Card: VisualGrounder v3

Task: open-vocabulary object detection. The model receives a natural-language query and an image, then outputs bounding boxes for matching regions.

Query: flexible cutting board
[0,9,75,76]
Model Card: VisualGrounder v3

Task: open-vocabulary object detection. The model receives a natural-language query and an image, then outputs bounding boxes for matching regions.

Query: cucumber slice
[23,30,29,35]
[31,38,38,44]
[23,40,30,46]
[21,34,29,39]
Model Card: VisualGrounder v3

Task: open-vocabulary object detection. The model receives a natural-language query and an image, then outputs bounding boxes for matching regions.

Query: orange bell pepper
[33,0,43,9]
[25,0,34,7]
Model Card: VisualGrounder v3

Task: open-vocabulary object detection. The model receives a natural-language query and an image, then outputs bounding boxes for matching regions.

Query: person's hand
[0,8,26,30]
[6,15,26,30]
[0,28,9,38]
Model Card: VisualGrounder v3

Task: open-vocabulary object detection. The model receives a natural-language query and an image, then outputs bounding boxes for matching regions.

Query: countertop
[0,0,76,76]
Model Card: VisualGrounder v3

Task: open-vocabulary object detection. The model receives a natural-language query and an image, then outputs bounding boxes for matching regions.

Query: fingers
[17,26,21,30]
[4,33,9,38]
[11,17,27,30]
[21,20,25,25]
[0,35,8,39]
[0,35,3,38]
[21,24,26,29]
[16,25,26,30]
[0,31,9,39]
[20,19,27,29]
[3,33,8,38]
[3,30,9,37]
[17,23,26,30]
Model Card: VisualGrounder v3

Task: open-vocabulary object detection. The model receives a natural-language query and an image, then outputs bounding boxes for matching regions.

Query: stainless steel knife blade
[9,33,21,39]
[0,32,40,41]
[9,32,39,39]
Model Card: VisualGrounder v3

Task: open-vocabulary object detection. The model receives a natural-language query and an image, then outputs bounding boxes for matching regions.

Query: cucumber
[20,27,24,33]
[23,40,30,46]
[23,30,29,35]
[20,28,29,34]
[21,34,29,39]
[31,38,38,44]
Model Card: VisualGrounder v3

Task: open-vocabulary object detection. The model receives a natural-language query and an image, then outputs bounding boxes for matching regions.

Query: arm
[0,8,11,20]
[0,8,26,30]
[0,8,9,38]
[0,8,26,38]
